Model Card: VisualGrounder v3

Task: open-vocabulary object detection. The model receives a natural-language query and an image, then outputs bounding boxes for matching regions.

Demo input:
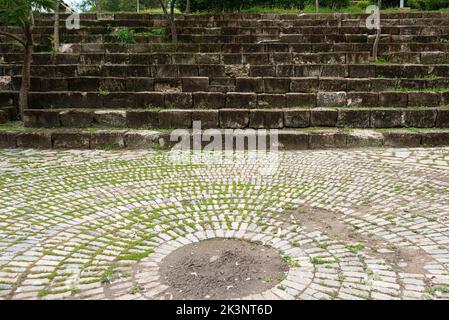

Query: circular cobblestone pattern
[1,148,449,300]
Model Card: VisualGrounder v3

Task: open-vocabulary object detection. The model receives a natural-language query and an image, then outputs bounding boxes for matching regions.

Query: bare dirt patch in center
[159,238,289,300]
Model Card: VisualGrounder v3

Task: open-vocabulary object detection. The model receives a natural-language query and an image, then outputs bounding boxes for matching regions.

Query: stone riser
[3,64,449,79]
[2,90,447,109]
[2,41,449,56]
[1,52,373,66]
[3,51,449,66]
[22,108,449,130]
[2,128,449,150]
[31,16,449,27]
[5,76,449,93]
[6,25,449,34]
[34,12,449,20]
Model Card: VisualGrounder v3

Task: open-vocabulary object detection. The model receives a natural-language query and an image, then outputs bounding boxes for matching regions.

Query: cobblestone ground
[1,148,449,300]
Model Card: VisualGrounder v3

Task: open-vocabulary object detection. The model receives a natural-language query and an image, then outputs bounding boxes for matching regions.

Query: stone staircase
[1,12,449,149]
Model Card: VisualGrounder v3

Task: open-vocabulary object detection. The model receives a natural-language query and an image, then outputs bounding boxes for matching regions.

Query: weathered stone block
[124,131,160,149]
[347,92,379,107]
[90,131,126,149]
[126,110,159,128]
[257,94,286,108]
[277,131,309,150]
[192,110,219,128]
[59,110,94,128]
[52,132,91,149]
[404,109,437,128]
[310,109,338,127]
[17,132,52,148]
[249,109,284,129]
[226,93,257,109]
[370,109,404,128]
[193,92,225,109]
[284,109,311,128]
[383,131,422,147]
[154,78,182,92]
[346,79,370,91]
[290,78,319,93]
[379,92,408,107]
[199,65,224,77]
[285,93,316,107]
[159,110,192,128]
[349,65,375,78]
[126,78,154,91]
[141,92,165,107]
[164,93,193,109]
[250,65,275,77]
[317,92,347,107]
[263,78,290,93]
[408,92,441,107]
[235,78,264,93]
[0,131,16,148]
[319,78,347,92]
[23,110,60,128]
[337,109,371,128]
[93,110,126,127]
[422,132,449,146]
[219,109,249,129]
[346,130,383,148]
[182,77,209,92]
[436,109,449,128]
[309,131,347,149]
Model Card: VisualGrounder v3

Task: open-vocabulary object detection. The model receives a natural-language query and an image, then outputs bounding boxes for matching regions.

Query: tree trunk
[19,25,33,120]
[158,0,178,42]
[316,0,319,14]
[215,0,220,14]
[53,1,60,52]
[186,0,191,14]
[96,0,101,12]
[372,0,382,61]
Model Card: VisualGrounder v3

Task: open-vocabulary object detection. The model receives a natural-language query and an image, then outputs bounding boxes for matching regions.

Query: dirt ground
[290,205,432,275]
[159,238,289,300]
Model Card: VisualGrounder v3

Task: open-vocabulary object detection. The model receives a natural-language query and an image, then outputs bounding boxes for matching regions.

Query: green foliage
[177,0,309,13]
[320,0,350,10]
[0,0,56,27]
[408,0,449,10]
[113,27,137,44]
[78,0,160,12]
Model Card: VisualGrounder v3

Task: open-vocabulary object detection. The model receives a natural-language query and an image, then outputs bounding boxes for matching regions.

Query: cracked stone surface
[1,148,449,300]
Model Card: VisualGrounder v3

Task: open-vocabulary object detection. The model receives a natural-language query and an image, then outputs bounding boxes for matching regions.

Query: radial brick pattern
[1,148,449,300]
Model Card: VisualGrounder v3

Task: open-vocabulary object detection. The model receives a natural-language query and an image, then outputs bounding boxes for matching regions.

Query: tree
[185,0,190,14]
[53,1,60,51]
[372,0,382,60]
[158,0,178,42]
[96,0,101,12]
[0,0,56,119]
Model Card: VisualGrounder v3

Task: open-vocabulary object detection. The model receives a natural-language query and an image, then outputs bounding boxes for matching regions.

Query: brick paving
[1,147,449,300]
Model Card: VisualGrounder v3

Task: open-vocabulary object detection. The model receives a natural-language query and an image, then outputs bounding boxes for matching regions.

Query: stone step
[0,51,373,66]
[2,125,449,150]
[34,12,449,21]
[2,90,446,109]
[3,64,449,79]
[22,108,449,130]
[5,76,449,93]
[2,51,448,66]
[2,41,449,55]
[0,106,18,121]
[0,110,6,124]
[6,24,449,35]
